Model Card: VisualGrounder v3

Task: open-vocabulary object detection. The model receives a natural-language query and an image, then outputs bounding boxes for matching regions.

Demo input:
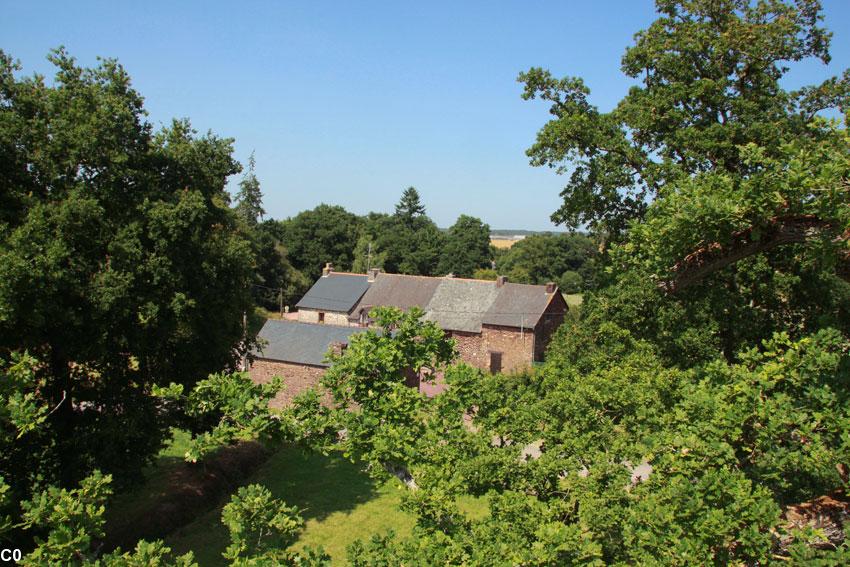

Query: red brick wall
[249,358,327,408]
[534,293,568,362]
[449,326,534,374]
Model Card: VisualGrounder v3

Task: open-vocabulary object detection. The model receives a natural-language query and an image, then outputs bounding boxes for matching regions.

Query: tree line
[235,182,599,311]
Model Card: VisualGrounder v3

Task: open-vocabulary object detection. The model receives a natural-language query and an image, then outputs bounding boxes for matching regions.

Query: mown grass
[166,447,411,565]
[165,445,489,565]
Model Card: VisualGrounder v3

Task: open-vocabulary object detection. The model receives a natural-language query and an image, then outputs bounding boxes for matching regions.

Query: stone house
[249,269,568,402]
[295,263,370,325]
[350,272,567,374]
[250,319,366,407]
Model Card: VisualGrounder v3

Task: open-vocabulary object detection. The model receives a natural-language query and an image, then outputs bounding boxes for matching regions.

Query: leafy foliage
[0,48,255,490]
[496,232,597,290]
[221,484,304,562]
[437,215,492,278]
[320,307,456,477]
[279,204,363,279]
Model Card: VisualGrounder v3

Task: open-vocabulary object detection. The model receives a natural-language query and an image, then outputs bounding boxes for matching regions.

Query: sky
[3,1,849,231]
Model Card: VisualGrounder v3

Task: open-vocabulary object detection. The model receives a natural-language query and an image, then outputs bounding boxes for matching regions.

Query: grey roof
[349,273,441,320]
[483,283,559,328]
[254,320,365,366]
[423,278,501,333]
[295,273,370,313]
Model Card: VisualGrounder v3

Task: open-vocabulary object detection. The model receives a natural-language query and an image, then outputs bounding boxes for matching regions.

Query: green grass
[166,447,415,565]
[108,430,488,565]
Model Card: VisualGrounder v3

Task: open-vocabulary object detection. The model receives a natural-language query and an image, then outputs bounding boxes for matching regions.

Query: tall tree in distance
[438,215,492,277]
[279,204,362,279]
[234,152,265,226]
[394,186,426,227]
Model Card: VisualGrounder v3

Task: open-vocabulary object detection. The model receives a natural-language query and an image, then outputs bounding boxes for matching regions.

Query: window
[489,351,502,374]
[318,312,325,323]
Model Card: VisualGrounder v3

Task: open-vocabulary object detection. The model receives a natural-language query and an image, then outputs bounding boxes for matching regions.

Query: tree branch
[660,215,847,293]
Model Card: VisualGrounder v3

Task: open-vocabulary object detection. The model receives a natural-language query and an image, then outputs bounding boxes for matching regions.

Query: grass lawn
[167,447,413,565]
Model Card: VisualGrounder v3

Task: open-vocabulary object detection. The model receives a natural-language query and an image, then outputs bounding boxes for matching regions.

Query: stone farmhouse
[250,264,568,403]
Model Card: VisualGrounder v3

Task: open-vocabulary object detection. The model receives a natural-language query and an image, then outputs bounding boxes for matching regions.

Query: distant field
[490,237,520,249]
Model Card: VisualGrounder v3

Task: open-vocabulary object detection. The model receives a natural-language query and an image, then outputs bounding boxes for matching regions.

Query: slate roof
[295,273,370,313]
[253,319,366,366]
[348,273,441,321]
[423,278,501,333]
[483,282,558,329]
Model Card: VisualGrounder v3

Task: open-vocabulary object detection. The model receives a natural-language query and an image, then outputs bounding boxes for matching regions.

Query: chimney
[496,275,508,288]
[368,267,380,282]
[545,281,557,294]
[322,262,334,277]
[445,272,455,278]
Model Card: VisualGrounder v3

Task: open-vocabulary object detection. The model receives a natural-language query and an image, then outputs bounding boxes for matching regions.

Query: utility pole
[278,287,283,317]
[242,311,248,371]
[367,241,373,272]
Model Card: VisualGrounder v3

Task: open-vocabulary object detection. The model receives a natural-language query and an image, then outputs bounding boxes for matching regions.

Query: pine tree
[234,152,265,225]
[394,186,426,225]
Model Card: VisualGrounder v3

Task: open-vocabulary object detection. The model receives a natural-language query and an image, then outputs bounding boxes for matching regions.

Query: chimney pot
[496,275,508,287]
[368,267,380,282]
[545,281,556,294]
[322,262,334,277]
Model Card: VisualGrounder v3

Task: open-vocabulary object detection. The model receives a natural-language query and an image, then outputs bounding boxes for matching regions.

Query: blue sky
[3,1,849,230]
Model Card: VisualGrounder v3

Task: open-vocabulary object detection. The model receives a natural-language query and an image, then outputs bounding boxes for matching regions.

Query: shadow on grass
[166,446,385,566]
[237,446,379,522]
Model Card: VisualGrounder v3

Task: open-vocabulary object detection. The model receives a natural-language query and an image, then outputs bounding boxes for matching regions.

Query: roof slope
[349,273,440,320]
[483,282,557,329]
[424,278,501,333]
[295,273,370,313]
[254,320,365,366]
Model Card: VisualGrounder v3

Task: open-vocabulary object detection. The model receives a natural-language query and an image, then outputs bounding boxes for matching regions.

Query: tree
[496,233,596,289]
[521,0,850,357]
[394,186,426,227]
[221,484,303,562]
[233,153,265,226]
[521,0,849,245]
[437,215,492,278]
[250,220,309,311]
[0,49,255,491]
[279,204,362,279]
[352,211,444,276]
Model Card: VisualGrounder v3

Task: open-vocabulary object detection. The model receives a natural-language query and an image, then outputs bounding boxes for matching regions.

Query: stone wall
[534,293,568,362]
[450,326,534,374]
[297,309,351,326]
[249,358,327,408]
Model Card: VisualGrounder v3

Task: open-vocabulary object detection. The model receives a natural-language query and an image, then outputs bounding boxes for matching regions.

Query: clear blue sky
[3,1,849,230]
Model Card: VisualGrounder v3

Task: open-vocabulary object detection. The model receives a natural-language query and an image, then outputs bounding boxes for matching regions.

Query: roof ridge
[264,319,358,330]
[325,272,367,277]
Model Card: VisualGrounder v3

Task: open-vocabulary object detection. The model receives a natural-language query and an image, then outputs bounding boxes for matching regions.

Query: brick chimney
[545,281,557,294]
[496,275,508,287]
[368,267,380,282]
[322,262,334,277]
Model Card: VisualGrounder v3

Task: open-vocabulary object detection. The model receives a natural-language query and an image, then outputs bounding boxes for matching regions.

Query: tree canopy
[0,48,255,492]
[437,215,492,278]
